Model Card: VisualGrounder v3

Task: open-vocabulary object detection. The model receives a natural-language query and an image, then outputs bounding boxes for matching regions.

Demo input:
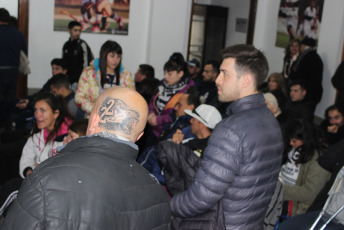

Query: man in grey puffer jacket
[170,44,283,230]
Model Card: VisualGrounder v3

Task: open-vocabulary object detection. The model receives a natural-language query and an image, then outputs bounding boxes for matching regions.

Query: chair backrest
[310,166,344,230]
[324,166,344,225]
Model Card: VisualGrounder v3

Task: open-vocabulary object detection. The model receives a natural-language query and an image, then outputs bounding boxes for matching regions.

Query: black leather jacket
[159,140,225,230]
[1,135,171,230]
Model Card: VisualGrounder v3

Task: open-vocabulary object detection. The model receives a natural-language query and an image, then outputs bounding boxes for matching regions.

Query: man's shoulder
[63,39,71,46]
[78,38,90,46]
[301,49,322,63]
[286,99,310,108]
[298,98,315,108]
[0,25,18,33]
[225,103,265,121]
[0,25,25,40]
[215,102,280,136]
[210,116,235,139]
[65,91,75,102]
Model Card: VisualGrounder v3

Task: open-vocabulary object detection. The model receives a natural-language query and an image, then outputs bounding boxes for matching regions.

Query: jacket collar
[65,91,75,103]
[59,135,138,161]
[226,93,265,116]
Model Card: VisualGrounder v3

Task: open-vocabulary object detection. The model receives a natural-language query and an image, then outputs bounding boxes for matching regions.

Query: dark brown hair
[32,92,73,142]
[221,44,269,88]
[99,40,122,87]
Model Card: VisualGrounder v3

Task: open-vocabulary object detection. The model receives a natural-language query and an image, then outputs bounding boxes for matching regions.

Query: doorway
[187,4,228,66]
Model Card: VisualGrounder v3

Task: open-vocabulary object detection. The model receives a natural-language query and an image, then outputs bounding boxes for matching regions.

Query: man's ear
[87,112,99,135]
[136,131,144,141]
[241,74,254,88]
[302,89,307,97]
[199,121,206,129]
[212,72,217,81]
[188,104,195,111]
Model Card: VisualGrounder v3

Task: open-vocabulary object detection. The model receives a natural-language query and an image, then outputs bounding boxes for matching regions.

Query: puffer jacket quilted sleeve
[158,140,226,230]
[170,94,283,230]
[170,121,242,213]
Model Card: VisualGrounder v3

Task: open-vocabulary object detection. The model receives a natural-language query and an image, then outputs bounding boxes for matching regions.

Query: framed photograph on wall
[54,0,130,35]
[275,0,324,48]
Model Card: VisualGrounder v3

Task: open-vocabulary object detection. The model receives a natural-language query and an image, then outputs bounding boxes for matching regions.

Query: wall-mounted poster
[275,0,324,48]
[54,0,130,35]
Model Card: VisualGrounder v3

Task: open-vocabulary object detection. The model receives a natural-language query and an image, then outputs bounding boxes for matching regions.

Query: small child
[63,119,88,144]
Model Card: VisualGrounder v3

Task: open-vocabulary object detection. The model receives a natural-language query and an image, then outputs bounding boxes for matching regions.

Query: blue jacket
[170,93,283,230]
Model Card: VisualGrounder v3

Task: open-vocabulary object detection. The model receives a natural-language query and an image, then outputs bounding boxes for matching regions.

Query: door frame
[187,0,258,60]
[17,0,30,98]
[246,0,258,45]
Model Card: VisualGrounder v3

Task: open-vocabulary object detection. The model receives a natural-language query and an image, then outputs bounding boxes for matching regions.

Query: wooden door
[203,5,228,63]
[16,0,30,98]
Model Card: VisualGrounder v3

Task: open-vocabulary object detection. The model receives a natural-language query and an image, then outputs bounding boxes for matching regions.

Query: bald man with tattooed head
[1,87,171,230]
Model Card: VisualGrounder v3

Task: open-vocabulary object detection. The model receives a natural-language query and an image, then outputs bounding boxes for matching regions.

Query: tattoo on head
[98,97,140,135]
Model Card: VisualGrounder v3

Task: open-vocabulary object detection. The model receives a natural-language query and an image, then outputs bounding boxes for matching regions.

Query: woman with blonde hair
[267,72,288,111]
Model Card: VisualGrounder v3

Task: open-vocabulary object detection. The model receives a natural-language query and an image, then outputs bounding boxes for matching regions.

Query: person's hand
[16,99,29,109]
[328,125,339,133]
[25,169,33,177]
[148,112,157,126]
[63,135,69,145]
[172,129,184,144]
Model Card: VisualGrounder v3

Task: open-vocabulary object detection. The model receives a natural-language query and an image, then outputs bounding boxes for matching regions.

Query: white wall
[27,0,192,87]
[254,0,344,118]
[26,0,344,118]
[0,0,18,17]
[195,0,250,47]
[147,0,192,79]
[213,0,250,47]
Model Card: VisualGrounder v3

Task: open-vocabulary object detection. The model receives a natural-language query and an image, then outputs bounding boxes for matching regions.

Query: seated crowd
[1,18,344,229]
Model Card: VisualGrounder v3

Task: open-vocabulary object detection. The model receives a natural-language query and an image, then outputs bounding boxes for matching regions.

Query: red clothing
[43,118,73,144]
